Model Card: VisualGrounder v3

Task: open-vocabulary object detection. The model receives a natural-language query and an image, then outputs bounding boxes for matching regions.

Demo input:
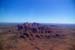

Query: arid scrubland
[0,23,75,50]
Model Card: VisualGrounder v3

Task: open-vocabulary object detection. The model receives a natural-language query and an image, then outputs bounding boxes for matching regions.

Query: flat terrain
[0,23,75,50]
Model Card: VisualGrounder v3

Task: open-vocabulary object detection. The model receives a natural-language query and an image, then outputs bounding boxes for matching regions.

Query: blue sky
[0,0,75,23]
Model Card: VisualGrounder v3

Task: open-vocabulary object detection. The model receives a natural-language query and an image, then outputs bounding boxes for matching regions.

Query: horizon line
[0,22,75,24]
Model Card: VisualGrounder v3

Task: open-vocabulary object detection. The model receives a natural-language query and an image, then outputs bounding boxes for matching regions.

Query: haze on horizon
[0,0,75,24]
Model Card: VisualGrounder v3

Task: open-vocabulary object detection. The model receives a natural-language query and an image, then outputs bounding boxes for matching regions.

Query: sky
[0,0,75,24]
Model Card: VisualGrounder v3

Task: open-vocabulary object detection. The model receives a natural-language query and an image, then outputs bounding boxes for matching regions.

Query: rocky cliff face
[16,23,66,41]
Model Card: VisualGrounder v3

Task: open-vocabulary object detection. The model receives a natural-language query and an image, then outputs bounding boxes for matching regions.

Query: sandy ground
[0,25,75,50]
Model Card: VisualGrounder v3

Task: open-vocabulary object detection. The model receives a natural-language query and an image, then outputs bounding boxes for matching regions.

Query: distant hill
[0,23,75,28]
